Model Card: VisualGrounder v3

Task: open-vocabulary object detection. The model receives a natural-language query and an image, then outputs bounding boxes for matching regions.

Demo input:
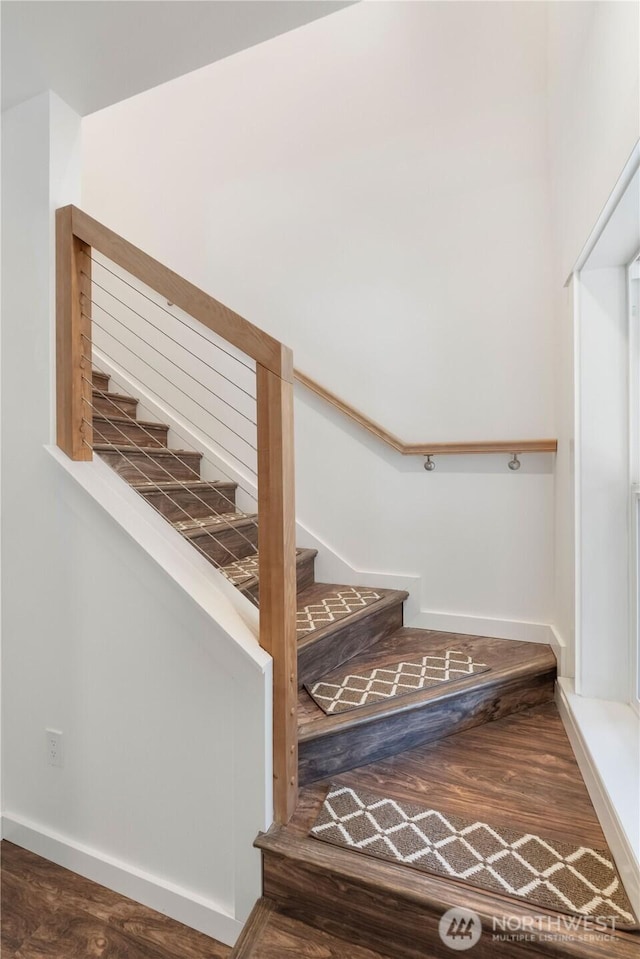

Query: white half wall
[82,1,557,644]
[1,91,270,945]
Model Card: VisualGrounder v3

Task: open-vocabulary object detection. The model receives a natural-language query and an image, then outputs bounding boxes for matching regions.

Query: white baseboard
[555,679,640,919]
[291,522,423,621]
[2,813,243,946]
[409,609,566,664]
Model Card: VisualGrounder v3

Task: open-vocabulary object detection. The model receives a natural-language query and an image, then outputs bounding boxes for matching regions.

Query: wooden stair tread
[296,583,409,650]
[93,413,166,429]
[94,443,201,458]
[258,704,640,959]
[219,548,318,589]
[297,629,557,739]
[174,512,257,535]
[129,479,236,492]
[231,898,394,959]
[92,388,137,400]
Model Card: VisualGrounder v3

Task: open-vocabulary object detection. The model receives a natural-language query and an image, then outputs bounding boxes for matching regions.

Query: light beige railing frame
[56,205,298,823]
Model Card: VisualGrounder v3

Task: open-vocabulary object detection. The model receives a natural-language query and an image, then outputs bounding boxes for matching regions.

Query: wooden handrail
[294,369,558,455]
[56,206,298,824]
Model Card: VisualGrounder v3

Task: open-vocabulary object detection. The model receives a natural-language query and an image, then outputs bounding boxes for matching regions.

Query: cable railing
[56,206,297,823]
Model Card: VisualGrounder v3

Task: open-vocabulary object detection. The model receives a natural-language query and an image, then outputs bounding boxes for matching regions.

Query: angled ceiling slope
[1,0,353,116]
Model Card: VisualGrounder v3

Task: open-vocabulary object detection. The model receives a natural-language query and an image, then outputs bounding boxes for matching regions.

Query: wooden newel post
[56,205,93,460]
[256,355,298,824]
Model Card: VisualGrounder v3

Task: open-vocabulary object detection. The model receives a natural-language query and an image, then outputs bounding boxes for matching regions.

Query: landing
[259,702,640,957]
[290,702,604,849]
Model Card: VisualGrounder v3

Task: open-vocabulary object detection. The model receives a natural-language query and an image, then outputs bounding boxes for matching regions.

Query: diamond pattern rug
[218,549,304,587]
[297,588,382,639]
[174,512,251,532]
[305,650,490,714]
[219,552,260,586]
[310,784,637,928]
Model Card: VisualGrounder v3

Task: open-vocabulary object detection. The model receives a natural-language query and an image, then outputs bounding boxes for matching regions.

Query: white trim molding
[569,140,640,282]
[555,678,640,920]
[1,813,243,945]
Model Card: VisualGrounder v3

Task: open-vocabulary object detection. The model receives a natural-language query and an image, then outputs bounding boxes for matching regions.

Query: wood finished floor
[260,702,640,957]
[297,630,556,732]
[292,702,607,849]
[234,898,417,958]
[0,841,230,959]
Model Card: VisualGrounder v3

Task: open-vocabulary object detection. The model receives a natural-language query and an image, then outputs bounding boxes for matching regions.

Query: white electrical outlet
[46,729,64,767]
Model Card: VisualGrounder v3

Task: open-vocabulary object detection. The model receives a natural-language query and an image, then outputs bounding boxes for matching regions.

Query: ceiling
[1,0,352,116]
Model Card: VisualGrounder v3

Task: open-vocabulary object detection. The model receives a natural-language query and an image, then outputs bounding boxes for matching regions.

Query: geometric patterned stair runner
[297,587,382,639]
[311,784,638,928]
[305,649,490,714]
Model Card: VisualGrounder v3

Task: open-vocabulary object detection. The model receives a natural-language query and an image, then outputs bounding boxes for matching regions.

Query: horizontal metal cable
[85,295,257,442]
[88,256,255,373]
[82,307,259,475]
[82,347,259,501]
[84,391,261,569]
[85,271,257,409]
[85,352,258,503]
[85,376,255,520]
[86,433,258,605]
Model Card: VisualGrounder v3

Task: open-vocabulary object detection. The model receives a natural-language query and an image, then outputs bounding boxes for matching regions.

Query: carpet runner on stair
[310,783,637,928]
[305,647,490,714]
[296,587,383,638]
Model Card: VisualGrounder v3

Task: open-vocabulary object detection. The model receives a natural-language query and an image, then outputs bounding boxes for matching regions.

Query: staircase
[87,368,638,958]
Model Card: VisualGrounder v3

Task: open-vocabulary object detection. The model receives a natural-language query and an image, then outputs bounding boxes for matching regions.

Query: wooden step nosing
[180,515,258,538]
[93,414,167,430]
[297,589,409,652]
[229,897,275,959]
[298,658,557,743]
[221,548,319,592]
[94,444,201,458]
[257,837,635,957]
[130,480,237,491]
[92,389,138,403]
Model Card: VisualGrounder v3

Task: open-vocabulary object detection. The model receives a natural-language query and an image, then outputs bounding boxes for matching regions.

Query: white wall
[1,91,270,945]
[548,1,640,685]
[547,1,640,282]
[82,1,558,643]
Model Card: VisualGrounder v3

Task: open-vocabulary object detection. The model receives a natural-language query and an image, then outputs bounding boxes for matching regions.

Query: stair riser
[262,851,585,959]
[188,523,259,566]
[245,551,316,602]
[92,371,109,391]
[298,670,556,785]
[92,392,138,418]
[138,485,237,522]
[295,552,317,595]
[93,419,168,448]
[96,449,201,483]
[298,602,404,689]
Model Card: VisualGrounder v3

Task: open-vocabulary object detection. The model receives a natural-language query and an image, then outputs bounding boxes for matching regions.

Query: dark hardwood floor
[0,842,230,959]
